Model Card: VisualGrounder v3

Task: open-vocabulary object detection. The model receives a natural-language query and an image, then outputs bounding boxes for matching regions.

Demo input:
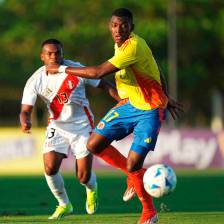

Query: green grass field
[0,169,224,224]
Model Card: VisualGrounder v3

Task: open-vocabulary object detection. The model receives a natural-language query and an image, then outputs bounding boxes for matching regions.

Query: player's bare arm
[46,61,119,79]
[19,104,33,133]
[97,79,121,102]
[158,65,184,120]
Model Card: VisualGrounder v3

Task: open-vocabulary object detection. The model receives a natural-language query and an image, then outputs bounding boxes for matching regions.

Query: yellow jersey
[108,33,168,110]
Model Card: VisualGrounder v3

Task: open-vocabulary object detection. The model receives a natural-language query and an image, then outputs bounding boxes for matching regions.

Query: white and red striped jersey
[22,59,100,132]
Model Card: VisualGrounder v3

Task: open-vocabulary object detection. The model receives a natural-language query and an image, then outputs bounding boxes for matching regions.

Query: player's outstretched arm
[19,104,33,133]
[97,78,121,102]
[46,61,119,79]
[158,63,184,120]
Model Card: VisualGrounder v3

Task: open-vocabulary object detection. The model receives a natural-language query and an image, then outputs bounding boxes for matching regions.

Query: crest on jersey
[67,80,74,90]
[97,121,105,130]
[44,88,53,97]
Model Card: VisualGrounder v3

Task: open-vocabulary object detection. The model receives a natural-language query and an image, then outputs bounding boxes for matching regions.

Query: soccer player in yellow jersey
[47,8,183,224]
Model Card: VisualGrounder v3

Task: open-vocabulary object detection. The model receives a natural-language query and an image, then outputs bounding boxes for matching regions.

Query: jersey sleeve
[84,78,101,87]
[64,59,85,68]
[21,75,38,106]
[108,41,138,69]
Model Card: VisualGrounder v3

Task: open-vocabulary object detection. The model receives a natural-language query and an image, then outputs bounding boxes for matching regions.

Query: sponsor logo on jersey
[97,121,105,130]
[144,137,152,144]
[67,80,74,89]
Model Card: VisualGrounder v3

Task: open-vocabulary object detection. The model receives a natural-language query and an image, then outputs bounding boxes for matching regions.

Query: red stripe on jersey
[50,75,79,120]
[84,106,94,129]
[130,66,168,109]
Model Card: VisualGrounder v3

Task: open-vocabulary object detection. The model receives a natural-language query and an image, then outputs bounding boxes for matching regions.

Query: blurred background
[0,0,224,174]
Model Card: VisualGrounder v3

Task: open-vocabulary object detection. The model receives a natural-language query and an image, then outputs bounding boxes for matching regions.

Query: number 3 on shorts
[103,110,119,122]
[47,128,56,139]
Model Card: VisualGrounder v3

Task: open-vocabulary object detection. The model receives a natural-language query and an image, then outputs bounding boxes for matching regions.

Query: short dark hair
[112,8,133,22]
[41,38,63,48]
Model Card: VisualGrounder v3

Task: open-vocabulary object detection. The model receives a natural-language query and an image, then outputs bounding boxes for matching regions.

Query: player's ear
[108,22,112,32]
[40,52,44,62]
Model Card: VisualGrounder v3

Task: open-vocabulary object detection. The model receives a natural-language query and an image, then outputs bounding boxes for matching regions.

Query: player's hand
[167,96,184,120]
[45,64,60,74]
[21,121,32,134]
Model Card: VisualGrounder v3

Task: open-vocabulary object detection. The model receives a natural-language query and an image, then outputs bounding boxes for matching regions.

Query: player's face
[109,16,133,47]
[41,44,63,66]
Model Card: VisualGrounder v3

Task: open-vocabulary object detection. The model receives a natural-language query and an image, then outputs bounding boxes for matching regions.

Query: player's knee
[87,138,98,154]
[77,171,90,184]
[44,164,58,176]
[87,134,108,154]
[126,161,142,172]
[126,163,135,172]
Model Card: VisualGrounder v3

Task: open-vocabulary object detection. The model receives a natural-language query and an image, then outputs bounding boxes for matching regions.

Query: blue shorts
[94,100,166,156]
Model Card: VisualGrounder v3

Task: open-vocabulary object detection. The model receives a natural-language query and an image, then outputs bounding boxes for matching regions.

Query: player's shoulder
[129,33,151,57]
[134,33,151,50]
[25,66,45,86]
[131,33,148,49]
[63,59,84,68]
[118,33,139,53]
[30,65,45,77]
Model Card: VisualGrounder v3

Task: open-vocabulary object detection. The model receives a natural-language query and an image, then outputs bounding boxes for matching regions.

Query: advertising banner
[0,128,45,175]
[62,128,224,171]
[0,128,224,175]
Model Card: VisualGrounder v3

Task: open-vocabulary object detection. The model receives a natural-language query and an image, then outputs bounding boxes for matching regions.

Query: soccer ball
[143,164,177,198]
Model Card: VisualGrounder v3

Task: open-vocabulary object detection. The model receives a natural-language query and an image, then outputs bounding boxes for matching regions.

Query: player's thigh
[131,109,163,156]
[94,104,134,143]
[70,130,90,160]
[44,127,70,155]
[43,127,70,174]
[87,132,111,154]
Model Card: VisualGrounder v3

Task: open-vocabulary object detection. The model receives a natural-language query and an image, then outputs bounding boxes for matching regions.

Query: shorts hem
[75,150,90,160]
[43,149,68,158]
[93,130,113,144]
[131,143,153,156]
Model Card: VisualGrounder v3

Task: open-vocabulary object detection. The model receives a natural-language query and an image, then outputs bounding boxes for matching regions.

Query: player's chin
[48,61,58,65]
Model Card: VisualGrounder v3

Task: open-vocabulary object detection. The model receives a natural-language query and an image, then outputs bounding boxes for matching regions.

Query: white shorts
[43,125,91,159]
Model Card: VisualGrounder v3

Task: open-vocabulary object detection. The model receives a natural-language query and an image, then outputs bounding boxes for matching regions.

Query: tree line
[0,0,223,127]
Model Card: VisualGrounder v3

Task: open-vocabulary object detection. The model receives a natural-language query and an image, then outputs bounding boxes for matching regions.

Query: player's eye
[111,23,117,28]
[121,23,128,29]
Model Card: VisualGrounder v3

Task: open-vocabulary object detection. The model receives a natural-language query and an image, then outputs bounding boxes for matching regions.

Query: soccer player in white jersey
[19,38,120,219]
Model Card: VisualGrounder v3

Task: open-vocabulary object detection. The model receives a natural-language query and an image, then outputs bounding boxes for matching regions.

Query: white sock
[82,171,97,190]
[45,173,70,206]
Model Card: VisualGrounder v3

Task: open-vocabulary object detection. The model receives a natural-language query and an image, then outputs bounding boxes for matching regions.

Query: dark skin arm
[19,104,33,133]
[158,64,184,120]
[47,61,183,119]
[47,61,118,79]
[48,61,121,101]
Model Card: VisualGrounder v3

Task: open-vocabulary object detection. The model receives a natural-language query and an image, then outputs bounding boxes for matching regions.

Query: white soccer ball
[143,164,177,198]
